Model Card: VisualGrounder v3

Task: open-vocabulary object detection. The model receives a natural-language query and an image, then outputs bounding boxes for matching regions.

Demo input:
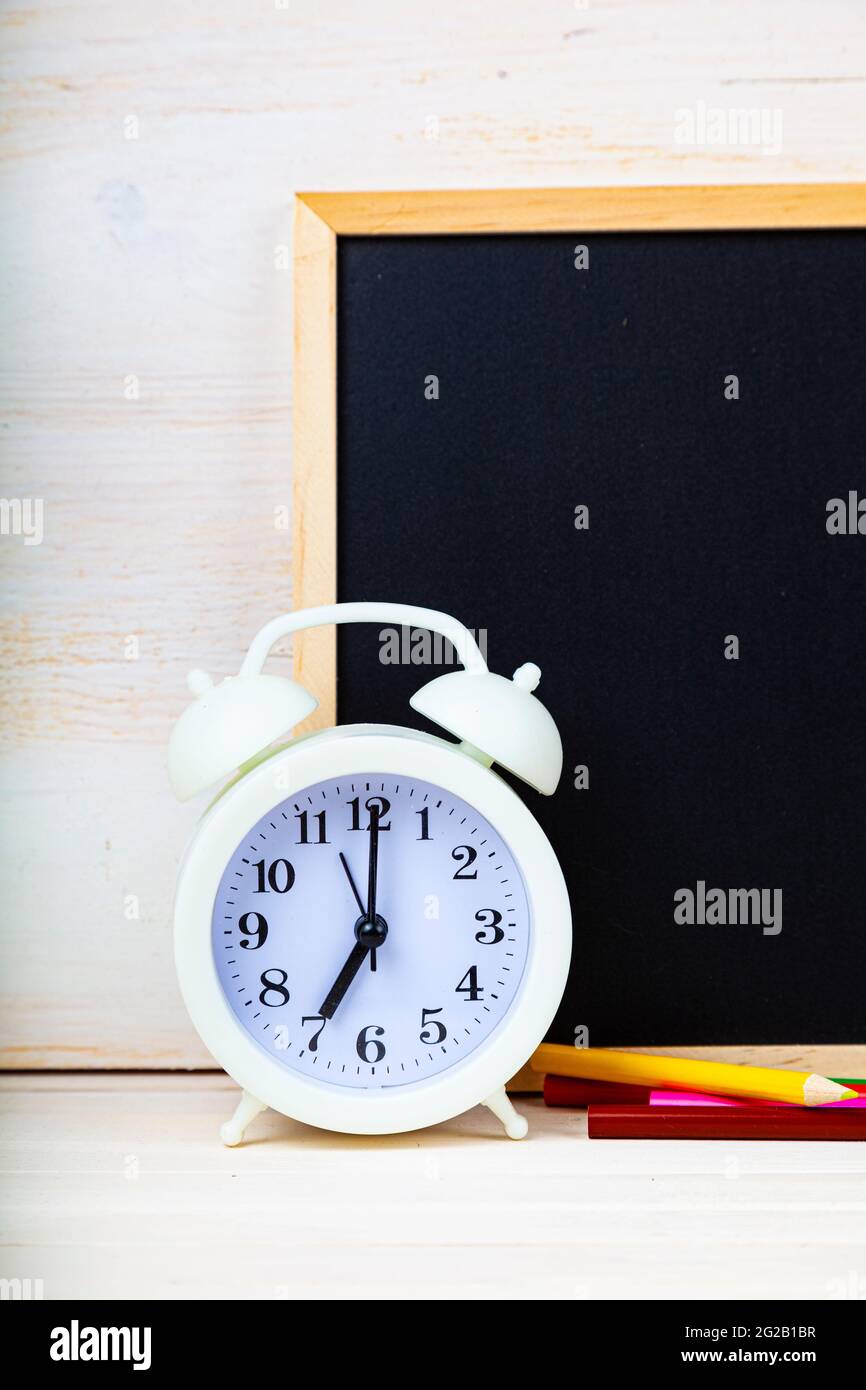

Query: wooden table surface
[2,1073,864,1300]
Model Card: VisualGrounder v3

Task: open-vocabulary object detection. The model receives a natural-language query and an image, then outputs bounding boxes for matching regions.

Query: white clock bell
[170,603,571,1145]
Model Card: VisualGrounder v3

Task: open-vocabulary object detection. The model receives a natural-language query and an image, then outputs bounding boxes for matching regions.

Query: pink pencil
[650,1089,866,1109]
[543,1075,866,1109]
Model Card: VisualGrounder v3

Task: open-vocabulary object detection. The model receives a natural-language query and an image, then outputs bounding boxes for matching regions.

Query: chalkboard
[294,188,866,1053]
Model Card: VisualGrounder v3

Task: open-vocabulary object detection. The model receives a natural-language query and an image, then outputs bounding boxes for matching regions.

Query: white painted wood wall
[2,0,864,1068]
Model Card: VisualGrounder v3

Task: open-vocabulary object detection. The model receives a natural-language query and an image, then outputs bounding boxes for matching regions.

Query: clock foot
[220,1090,268,1147]
[482,1086,529,1140]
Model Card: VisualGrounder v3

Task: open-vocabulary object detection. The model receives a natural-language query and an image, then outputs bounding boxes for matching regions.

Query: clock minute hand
[366,801,380,924]
[364,802,382,972]
[320,804,387,1018]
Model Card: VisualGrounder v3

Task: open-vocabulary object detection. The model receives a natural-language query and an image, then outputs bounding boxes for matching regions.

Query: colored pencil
[544,1075,653,1106]
[531,1045,857,1106]
[649,1089,865,1108]
[543,1074,866,1109]
[587,1104,866,1140]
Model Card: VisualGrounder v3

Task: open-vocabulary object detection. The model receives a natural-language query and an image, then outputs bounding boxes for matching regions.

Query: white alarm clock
[169,602,571,1145]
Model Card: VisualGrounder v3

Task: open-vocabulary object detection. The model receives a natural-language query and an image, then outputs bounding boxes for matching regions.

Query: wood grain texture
[2,0,865,1067]
[291,199,336,732]
[302,183,866,234]
[2,1074,865,1300]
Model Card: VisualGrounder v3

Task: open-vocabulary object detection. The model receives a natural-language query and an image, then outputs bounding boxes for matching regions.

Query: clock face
[211,772,531,1091]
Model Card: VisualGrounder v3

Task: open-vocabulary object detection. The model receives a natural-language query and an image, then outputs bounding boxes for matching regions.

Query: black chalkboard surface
[335,228,866,1047]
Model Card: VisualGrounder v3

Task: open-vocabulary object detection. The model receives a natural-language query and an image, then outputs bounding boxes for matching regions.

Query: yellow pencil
[530,1045,857,1107]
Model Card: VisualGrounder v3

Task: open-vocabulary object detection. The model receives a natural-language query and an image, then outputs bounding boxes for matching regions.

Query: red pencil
[544,1075,652,1106]
[587,1104,866,1140]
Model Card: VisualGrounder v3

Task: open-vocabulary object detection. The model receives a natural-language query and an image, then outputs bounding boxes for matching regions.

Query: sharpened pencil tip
[803,1073,857,1106]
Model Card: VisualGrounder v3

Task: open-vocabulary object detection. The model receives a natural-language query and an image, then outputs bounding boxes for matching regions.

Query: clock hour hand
[318,913,388,1020]
[319,940,368,1020]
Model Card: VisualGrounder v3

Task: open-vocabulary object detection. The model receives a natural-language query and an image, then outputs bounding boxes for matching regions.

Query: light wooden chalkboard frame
[292,184,866,1083]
